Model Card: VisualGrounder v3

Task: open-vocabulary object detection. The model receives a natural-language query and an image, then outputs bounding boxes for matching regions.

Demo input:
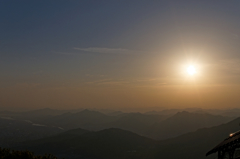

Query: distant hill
[0,108,233,142]
[17,128,157,159]
[145,108,240,118]
[41,109,116,130]
[145,109,181,116]
[104,112,166,135]
[0,108,82,123]
[21,108,70,116]
[0,118,64,147]
[14,117,240,159]
[220,108,240,117]
[146,111,233,139]
[25,109,233,140]
[39,109,166,133]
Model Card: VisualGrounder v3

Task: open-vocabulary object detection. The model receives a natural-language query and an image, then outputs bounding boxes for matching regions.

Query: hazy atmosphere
[2,1,240,111]
[2,1,240,159]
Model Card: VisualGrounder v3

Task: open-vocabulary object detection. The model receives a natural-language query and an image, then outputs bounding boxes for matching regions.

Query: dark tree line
[0,147,61,159]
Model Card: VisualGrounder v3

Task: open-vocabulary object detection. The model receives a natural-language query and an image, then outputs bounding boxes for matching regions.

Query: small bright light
[187,65,196,75]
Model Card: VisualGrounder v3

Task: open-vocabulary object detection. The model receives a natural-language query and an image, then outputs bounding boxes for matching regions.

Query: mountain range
[37,109,233,140]
[14,116,240,159]
[0,108,238,159]
[0,109,233,142]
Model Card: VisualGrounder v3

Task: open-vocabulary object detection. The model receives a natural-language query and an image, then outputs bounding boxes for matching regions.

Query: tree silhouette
[0,147,62,159]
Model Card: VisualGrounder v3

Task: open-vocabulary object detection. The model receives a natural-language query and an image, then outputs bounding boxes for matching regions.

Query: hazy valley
[0,108,239,158]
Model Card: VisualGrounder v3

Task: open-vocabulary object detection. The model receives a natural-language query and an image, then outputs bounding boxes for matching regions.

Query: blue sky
[1,1,240,110]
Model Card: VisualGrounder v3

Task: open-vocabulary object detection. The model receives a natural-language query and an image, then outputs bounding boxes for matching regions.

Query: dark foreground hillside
[13,116,240,159]
[153,116,240,159]
[17,128,158,159]
[0,147,59,159]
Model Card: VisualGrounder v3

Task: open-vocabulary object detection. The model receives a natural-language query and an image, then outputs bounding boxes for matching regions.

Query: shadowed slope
[147,111,232,139]
[18,128,157,159]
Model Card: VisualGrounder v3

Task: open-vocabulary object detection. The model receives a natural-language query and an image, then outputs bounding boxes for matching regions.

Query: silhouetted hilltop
[20,109,233,140]
[220,108,240,117]
[0,108,233,147]
[104,112,165,135]
[13,116,240,159]
[145,109,181,116]
[147,111,232,139]
[22,108,66,116]
[43,109,116,130]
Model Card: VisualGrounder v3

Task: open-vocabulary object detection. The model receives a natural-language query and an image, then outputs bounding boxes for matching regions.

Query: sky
[1,1,240,111]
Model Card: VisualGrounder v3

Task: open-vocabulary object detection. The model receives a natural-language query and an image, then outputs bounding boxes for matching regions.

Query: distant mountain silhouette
[220,108,240,117]
[104,112,165,135]
[145,109,181,116]
[0,108,233,142]
[0,118,64,147]
[14,117,240,159]
[42,109,116,130]
[31,110,233,140]
[146,111,232,139]
[22,108,68,116]
[144,108,240,117]
[0,108,80,123]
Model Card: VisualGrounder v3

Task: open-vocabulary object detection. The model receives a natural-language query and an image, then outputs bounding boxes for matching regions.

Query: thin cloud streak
[74,47,133,54]
[53,47,137,55]
[84,78,168,87]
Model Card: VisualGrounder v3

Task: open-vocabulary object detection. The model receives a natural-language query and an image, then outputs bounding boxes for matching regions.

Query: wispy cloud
[84,78,168,87]
[53,47,138,55]
[85,79,129,86]
[74,47,133,54]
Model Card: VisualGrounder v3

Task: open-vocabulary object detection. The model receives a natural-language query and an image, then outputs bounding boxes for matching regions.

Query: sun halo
[187,65,197,76]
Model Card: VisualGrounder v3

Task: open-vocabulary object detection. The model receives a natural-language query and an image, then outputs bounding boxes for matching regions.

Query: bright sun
[187,65,196,75]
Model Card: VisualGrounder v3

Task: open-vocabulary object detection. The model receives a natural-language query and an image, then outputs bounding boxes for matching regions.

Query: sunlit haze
[1,2,240,159]
[1,1,240,111]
